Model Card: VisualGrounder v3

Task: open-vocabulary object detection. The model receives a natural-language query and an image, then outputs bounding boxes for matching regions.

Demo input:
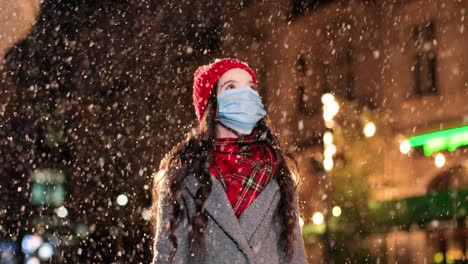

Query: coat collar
[185,173,281,262]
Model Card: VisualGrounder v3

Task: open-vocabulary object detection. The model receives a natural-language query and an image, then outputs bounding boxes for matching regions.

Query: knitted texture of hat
[192,58,257,121]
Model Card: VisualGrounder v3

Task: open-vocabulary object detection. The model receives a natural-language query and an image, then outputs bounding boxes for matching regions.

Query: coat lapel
[238,178,280,244]
[185,174,254,261]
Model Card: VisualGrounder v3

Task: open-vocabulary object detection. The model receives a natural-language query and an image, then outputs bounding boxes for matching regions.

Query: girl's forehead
[219,68,252,81]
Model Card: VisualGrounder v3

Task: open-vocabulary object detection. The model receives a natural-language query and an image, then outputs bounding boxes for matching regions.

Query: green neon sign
[407,125,468,156]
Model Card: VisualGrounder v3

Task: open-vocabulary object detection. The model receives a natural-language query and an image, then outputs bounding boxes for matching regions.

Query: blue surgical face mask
[217,86,267,135]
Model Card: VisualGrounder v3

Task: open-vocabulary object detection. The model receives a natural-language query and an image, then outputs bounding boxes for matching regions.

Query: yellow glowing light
[325,120,335,128]
[323,131,333,145]
[400,140,411,154]
[323,158,334,171]
[324,144,336,158]
[323,111,334,122]
[328,101,339,116]
[332,206,342,217]
[433,252,444,263]
[363,122,376,137]
[434,153,446,168]
[322,103,339,121]
[312,212,324,225]
[321,93,335,105]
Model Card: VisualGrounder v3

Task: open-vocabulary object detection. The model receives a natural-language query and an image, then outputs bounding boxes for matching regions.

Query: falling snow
[0,0,467,263]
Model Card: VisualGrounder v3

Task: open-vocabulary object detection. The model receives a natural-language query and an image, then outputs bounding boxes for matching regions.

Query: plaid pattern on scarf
[209,130,278,218]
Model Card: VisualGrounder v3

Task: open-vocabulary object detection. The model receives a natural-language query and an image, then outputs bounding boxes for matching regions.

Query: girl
[152,58,307,264]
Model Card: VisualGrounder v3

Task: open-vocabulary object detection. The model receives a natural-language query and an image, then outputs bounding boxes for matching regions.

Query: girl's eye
[250,85,256,90]
[226,84,236,89]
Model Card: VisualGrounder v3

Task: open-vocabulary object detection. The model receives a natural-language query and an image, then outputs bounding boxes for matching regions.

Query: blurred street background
[0,0,467,263]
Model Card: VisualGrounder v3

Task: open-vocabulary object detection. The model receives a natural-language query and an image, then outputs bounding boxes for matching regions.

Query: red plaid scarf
[209,130,278,218]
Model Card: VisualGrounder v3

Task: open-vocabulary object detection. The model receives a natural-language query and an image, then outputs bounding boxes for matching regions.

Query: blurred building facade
[220,0,468,263]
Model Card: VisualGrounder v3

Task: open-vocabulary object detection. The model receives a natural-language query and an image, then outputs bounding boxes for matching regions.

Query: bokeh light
[312,212,324,225]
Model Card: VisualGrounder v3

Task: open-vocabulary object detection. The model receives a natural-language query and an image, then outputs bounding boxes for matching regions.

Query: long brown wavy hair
[151,88,299,262]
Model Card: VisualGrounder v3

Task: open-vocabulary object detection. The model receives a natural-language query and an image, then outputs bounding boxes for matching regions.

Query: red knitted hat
[192,58,258,121]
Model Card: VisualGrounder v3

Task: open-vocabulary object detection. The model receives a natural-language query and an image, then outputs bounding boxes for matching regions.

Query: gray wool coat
[152,173,308,264]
